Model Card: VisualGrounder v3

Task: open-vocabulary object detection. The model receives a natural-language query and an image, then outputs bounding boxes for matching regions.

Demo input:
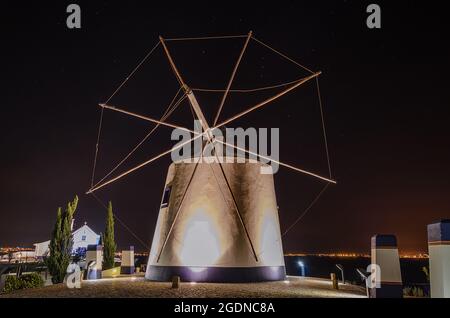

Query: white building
[34,222,100,258]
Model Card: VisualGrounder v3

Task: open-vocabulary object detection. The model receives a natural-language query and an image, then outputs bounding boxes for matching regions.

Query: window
[161,185,171,208]
[81,235,86,241]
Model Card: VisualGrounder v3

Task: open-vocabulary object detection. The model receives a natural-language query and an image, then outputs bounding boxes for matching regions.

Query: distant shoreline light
[284,252,429,259]
[1,247,429,259]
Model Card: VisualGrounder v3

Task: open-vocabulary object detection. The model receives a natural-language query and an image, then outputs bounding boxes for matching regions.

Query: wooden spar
[213,31,252,126]
[188,96,260,261]
[86,133,205,194]
[160,36,212,135]
[215,71,322,129]
[159,36,188,88]
[215,139,337,185]
[99,103,198,135]
[186,91,213,137]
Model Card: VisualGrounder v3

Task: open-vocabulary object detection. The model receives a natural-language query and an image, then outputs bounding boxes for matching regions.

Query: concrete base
[0,275,6,292]
[145,265,286,283]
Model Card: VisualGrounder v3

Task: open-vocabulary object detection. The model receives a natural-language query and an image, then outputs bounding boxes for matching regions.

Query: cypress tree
[46,207,62,283]
[45,196,78,284]
[102,201,116,270]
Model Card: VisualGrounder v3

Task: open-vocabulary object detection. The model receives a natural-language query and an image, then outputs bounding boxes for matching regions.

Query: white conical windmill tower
[88,31,336,282]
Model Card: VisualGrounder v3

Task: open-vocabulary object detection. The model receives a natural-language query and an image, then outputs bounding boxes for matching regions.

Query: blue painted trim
[428,220,450,242]
[145,265,286,283]
[370,283,403,298]
[120,266,135,275]
[371,235,397,249]
[87,244,102,251]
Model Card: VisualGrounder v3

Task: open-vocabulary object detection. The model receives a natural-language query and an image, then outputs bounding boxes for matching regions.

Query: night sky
[1,1,449,254]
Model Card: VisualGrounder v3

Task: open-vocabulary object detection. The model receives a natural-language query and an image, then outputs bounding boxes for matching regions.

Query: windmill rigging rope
[105,41,161,105]
[90,41,161,187]
[256,183,330,259]
[315,77,333,179]
[88,93,183,249]
[90,35,321,189]
[192,77,312,93]
[91,108,104,188]
[90,192,150,250]
[164,34,248,41]
[93,87,186,188]
[281,183,330,238]
[213,31,252,126]
[251,36,315,75]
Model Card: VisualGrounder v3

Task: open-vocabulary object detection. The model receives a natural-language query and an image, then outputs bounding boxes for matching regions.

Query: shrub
[3,273,44,293]
[403,286,426,298]
[422,266,430,282]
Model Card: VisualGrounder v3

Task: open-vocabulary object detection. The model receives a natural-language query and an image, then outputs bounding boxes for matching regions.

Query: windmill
[87,31,336,282]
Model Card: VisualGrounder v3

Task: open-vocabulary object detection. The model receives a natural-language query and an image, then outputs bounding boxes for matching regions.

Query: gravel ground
[1,275,366,298]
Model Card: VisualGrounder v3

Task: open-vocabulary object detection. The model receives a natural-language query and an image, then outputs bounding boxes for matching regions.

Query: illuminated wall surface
[428,220,450,298]
[145,158,286,282]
